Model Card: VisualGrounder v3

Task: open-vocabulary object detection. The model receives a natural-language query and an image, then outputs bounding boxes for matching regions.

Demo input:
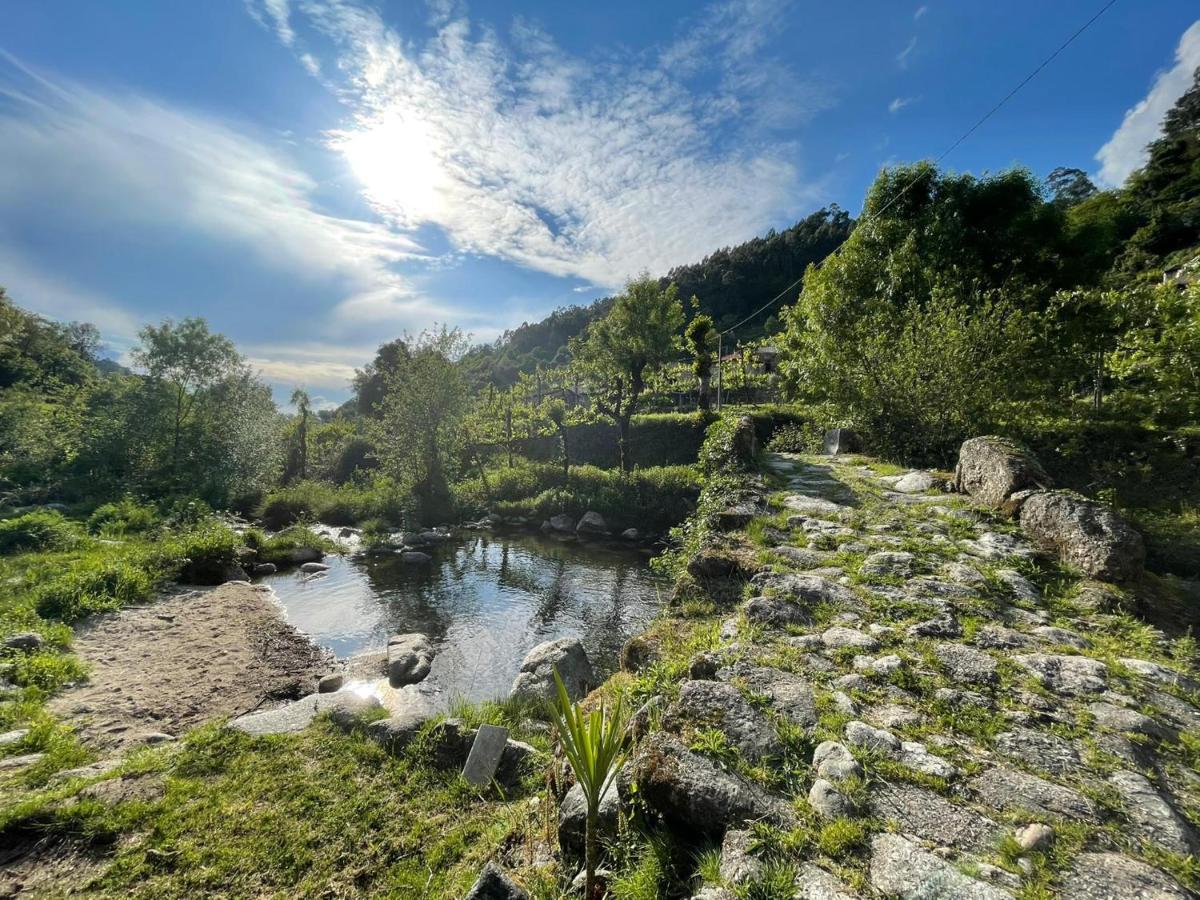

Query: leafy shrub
[257,479,409,529]
[697,415,759,477]
[87,496,160,535]
[159,519,240,584]
[254,525,333,566]
[765,422,824,454]
[33,558,157,622]
[0,510,78,555]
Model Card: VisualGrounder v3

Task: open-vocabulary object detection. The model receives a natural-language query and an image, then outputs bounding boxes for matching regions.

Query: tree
[684,313,717,412]
[545,399,571,485]
[131,318,245,484]
[285,388,311,482]
[369,327,469,523]
[1045,167,1098,208]
[353,338,411,416]
[570,275,684,472]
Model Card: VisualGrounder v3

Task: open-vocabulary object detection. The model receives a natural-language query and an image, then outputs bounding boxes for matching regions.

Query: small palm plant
[551,667,629,899]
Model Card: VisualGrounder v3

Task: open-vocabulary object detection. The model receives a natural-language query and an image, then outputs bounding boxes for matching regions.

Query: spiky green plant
[552,667,630,899]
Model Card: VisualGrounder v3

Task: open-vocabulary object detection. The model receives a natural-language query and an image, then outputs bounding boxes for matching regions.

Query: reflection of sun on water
[337,114,445,222]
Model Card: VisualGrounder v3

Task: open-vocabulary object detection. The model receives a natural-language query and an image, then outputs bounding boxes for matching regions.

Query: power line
[717,0,1119,339]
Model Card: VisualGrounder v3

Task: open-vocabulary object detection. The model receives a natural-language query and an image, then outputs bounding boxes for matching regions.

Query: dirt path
[49,582,331,751]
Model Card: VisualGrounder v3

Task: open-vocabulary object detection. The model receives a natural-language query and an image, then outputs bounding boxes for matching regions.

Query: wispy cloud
[914,5,928,20]
[257,0,829,288]
[245,0,295,46]
[1095,19,1200,187]
[897,36,917,68]
[888,96,915,114]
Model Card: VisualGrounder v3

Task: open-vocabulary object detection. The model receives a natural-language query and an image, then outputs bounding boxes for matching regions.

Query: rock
[821,626,878,651]
[229,692,381,736]
[0,728,29,747]
[575,510,609,536]
[366,710,431,753]
[49,758,123,783]
[621,527,639,541]
[1032,625,1086,647]
[1014,653,1107,695]
[688,652,720,680]
[387,634,434,686]
[284,546,323,564]
[718,828,764,885]
[861,654,903,676]
[629,734,793,833]
[0,752,45,770]
[974,624,1032,649]
[934,687,994,710]
[960,531,1037,561]
[717,500,761,531]
[860,551,915,578]
[897,741,958,778]
[252,562,277,576]
[869,833,1014,899]
[317,672,345,693]
[994,728,1080,776]
[1088,701,1164,738]
[1018,490,1144,582]
[794,863,858,900]
[299,561,329,573]
[137,731,175,745]
[808,778,851,818]
[718,663,816,728]
[845,720,900,754]
[823,428,861,456]
[558,780,620,856]
[954,435,1051,510]
[730,416,760,465]
[4,631,45,652]
[908,614,962,639]
[620,633,661,672]
[546,513,576,534]
[745,596,810,627]
[464,862,530,900]
[870,704,922,730]
[934,643,997,685]
[997,568,1041,602]
[970,767,1097,821]
[1109,770,1197,856]
[773,546,826,569]
[870,782,1001,852]
[894,470,934,493]
[1060,852,1189,900]
[664,681,782,762]
[510,638,594,703]
[812,741,862,781]
[1015,822,1054,852]
[783,495,848,518]
[1119,658,1199,692]
[400,550,432,564]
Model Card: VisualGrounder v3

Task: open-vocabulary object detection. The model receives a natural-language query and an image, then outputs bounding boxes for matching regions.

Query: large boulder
[387,634,434,686]
[575,511,609,536]
[464,863,530,900]
[823,428,861,456]
[1018,490,1144,582]
[558,779,620,856]
[869,833,1013,899]
[543,513,576,534]
[1060,852,1188,900]
[954,436,1051,510]
[663,680,782,762]
[509,637,594,703]
[628,733,793,834]
[228,692,381,736]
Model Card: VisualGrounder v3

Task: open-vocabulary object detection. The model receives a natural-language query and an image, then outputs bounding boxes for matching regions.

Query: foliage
[0,510,79,555]
[697,415,759,477]
[570,275,686,472]
[258,478,410,529]
[551,667,629,898]
[765,421,824,454]
[368,327,470,523]
[684,313,718,412]
[86,496,160,535]
[32,555,160,623]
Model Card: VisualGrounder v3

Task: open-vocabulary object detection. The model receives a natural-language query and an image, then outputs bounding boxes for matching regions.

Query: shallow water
[263,531,665,706]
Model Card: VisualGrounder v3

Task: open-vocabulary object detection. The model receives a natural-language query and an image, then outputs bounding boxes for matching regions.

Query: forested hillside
[460,206,854,387]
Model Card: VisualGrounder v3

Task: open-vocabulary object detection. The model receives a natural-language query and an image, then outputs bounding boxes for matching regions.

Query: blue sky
[3,1,1198,407]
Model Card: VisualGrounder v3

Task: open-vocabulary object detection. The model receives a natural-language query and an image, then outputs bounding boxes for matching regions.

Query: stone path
[631,452,1199,899]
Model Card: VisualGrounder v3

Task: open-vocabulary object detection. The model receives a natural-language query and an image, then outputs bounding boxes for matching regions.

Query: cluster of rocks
[469,509,643,543]
[563,439,1196,899]
[361,526,453,564]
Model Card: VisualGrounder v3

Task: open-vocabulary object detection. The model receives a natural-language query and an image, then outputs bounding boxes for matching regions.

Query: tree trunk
[1092,350,1104,411]
[557,425,570,485]
[617,416,632,474]
[698,371,711,412]
[585,807,598,899]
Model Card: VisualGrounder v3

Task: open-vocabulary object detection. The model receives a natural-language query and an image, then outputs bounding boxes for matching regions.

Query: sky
[2,1,1198,409]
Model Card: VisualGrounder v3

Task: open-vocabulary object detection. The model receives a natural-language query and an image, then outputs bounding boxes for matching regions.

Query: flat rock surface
[49,583,330,750]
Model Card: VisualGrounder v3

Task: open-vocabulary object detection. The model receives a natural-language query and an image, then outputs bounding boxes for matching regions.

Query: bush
[87,496,160,535]
[257,479,409,530]
[765,422,824,454]
[159,519,241,585]
[0,510,78,555]
[460,461,699,534]
[254,525,333,566]
[33,558,157,622]
[697,416,759,478]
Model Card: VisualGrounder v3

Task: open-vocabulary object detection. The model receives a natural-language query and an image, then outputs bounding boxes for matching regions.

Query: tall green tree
[570,275,685,472]
[285,388,311,482]
[684,313,717,412]
[369,327,469,522]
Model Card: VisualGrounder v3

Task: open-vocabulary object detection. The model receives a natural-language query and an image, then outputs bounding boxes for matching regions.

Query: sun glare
[338,114,445,223]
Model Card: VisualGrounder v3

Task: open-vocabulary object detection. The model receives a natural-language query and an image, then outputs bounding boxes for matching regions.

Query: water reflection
[263,531,664,704]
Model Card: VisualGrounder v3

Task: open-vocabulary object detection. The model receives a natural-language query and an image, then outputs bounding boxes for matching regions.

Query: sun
[338,113,446,224]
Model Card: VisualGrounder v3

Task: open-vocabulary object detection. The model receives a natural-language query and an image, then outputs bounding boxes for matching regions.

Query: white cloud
[888,96,915,115]
[0,54,448,338]
[897,36,917,68]
[277,0,827,288]
[1095,20,1200,187]
[299,52,321,76]
[914,5,928,20]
